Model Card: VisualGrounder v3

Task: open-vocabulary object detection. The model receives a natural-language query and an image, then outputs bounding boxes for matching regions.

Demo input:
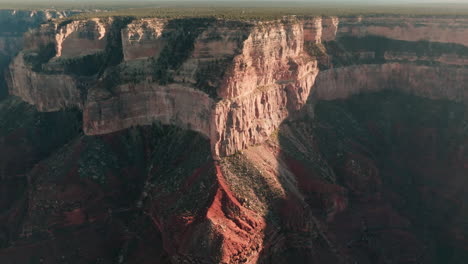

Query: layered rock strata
[0,9,78,99]
[313,16,468,101]
[7,17,328,157]
[2,12,468,264]
[6,15,468,158]
[314,63,468,101]
[339,16,468,46]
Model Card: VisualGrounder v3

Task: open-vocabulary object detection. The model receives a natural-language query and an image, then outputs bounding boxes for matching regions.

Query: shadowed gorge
[280,91,468,263]
[1,4,468,263]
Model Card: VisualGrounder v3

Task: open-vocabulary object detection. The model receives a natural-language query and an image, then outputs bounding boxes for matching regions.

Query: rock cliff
[312,16,468,102]
[0,9,78,100]
[6,17,323,157]
[2,11,468,264]
[5,14,468,158]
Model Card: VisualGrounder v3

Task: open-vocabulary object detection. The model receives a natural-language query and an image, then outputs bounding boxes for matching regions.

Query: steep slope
[1,11,468,264]
[6,15,468,158]
[0,9,79,100]
[313,16,468,101]
[7,17,328,157]
[309,92,468,263]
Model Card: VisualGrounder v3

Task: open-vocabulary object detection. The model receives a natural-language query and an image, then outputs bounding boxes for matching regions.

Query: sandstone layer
[7,17,328,157]
[311,16,468,102]
[313,63,468,101]
[2,12,468,264]
[0,9,78,100]
[8,54,82,111]
[339,16,468,46]
[5,14,468,158]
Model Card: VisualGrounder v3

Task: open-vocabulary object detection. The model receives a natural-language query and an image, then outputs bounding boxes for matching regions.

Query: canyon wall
[0,9,78,100]
[339,16,468,46]
[5,14,468,157]
[7,17,328,157]
[212,20,319,156]
[2,12,468,264]
[8,54,82,111]
[84,83,213,137]
[314,63,468,101]
[313,16,468,101]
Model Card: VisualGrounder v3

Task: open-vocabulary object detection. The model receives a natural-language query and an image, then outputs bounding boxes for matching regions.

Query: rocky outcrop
[122,18,169,61]
[303,17,322,43]
[54,18,109,58]
[0,9,79,100]
[213,20,319,156]
[6,17,118,109]
[3,11,468,264]
[322,16,339,41]
[8,17,321,158]
[7,54,82,111]
[84,82,213,137]
[6,14,468,158]
[0,9,78,55]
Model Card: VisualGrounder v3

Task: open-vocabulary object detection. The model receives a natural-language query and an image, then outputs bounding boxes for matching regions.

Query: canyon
[6,14,468,157]
[0,9,467,264]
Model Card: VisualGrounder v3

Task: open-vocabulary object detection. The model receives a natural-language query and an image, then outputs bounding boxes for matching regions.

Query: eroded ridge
[6,15,468,157]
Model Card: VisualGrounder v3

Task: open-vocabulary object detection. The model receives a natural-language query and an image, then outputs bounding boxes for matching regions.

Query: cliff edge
[6,14,468,158]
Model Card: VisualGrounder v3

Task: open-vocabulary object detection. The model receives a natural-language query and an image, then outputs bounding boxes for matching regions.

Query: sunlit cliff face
[0,10,468,264]
[6,14,468,157]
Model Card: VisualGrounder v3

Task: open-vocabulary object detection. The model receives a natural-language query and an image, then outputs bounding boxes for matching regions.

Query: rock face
[212,20,319,156]
[3,12,468,264]
[6,14,468,158]
[7,17,324,157]
[0,9,78,100]
[339,16,468,46]
[54,18,109,58]
[122,18,168,61]
[8,54,81,111]
[314,63,468,101]
[84,83,213,137]
[311,16,468,102]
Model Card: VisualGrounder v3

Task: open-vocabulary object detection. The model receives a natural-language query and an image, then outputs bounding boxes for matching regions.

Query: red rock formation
[84,83,214,137]
[3,14,468,263]
[8,14,468,159]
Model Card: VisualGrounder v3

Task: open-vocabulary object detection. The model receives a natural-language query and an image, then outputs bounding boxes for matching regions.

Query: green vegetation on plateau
[65,5,468,22]
[150,18,214,85]
[3,1,468,20]
[78,137,119,184]
[23,43,57,72]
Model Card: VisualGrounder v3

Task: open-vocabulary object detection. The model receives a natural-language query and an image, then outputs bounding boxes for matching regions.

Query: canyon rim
[1,3,468,264]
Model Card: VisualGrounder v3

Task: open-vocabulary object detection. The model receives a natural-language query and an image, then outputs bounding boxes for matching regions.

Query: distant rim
[1,1,468,17]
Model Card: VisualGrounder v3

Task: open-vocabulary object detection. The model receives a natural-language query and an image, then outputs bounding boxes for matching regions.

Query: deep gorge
[0,9,467,264]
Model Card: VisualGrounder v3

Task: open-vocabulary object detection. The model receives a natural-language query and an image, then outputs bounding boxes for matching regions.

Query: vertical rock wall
[6,14,468,157]
[213,20,319,156]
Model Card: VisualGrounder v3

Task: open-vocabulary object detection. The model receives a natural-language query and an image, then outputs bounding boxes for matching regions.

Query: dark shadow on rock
[258,90,468,263]
[0,53,11,101]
